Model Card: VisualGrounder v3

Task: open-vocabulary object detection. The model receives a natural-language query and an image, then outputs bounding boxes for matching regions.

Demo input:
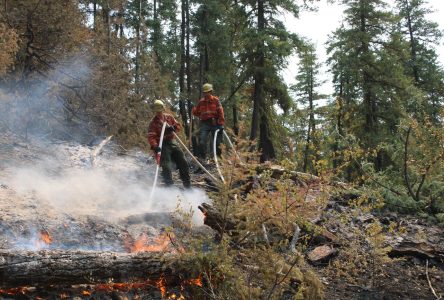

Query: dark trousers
[160,140,191,188]
[198,122,222,159]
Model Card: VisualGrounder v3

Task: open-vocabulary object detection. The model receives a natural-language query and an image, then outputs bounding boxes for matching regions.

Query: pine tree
[239,0,299,161]
[395,0,444,121]
[327,0,407,170]
[292,41,323,173]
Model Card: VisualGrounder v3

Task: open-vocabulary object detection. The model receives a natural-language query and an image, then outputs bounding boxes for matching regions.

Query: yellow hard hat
[153,99,165,112]
[202,83,213,93]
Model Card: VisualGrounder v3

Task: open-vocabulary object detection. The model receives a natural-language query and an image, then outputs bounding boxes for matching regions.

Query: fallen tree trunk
[0,250,181,288]
[388,241,444,262]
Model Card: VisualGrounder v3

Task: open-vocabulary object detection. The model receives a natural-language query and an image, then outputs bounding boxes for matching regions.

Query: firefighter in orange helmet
[192,83,225,159]
[148,100,191,188]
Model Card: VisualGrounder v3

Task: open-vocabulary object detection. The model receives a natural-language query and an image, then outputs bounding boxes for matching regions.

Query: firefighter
[148,100,191,188]
[192,83,225,159]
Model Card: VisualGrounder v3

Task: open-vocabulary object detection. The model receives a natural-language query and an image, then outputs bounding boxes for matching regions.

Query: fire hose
[222,130,242,163]
[172,131,220,184]
[212,129,243,183]
[213,129,225,183]
[149,123,241,192]
[149,122,167,202]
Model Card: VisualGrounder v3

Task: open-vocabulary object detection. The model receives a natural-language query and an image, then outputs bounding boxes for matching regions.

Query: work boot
[183,181,191,189]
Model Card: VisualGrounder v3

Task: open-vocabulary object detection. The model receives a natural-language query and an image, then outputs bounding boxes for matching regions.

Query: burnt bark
[0,250,181,288]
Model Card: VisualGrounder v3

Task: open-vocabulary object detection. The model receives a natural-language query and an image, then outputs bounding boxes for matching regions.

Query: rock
[307,245,338,264]
[311,230,339,246]
[356,214,374,224]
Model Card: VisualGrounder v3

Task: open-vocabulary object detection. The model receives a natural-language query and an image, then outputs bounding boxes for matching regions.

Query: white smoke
[1,55,210,253]
[0,56,91,138]
[6,140,209,226]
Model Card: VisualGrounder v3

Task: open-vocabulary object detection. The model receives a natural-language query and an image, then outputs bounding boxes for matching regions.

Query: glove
[165,126,176,134]
[153,146,161,164]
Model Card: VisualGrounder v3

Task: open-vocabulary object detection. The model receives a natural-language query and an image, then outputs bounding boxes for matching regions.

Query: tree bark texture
[0,250,180,288]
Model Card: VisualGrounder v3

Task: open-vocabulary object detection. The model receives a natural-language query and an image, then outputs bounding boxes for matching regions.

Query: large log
[0,250,182,288]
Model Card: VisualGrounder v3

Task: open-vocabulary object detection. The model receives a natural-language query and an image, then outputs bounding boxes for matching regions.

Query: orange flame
[156,276,167,299]
[187,274,203,287]
[130,233,170,253]
[40,230,52,244]
[0,287,28,296]
[0,273,204,298]
[168,294,186,299]
[34,230,52,249]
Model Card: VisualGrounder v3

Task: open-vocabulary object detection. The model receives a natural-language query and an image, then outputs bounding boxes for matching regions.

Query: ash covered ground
[1,132,443,300]
[0,131,209,253]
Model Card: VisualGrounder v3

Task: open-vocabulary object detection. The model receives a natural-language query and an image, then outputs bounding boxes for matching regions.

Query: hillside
[0,132,442,299]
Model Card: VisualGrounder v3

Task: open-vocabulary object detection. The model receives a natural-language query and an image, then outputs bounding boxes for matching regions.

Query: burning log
[0,250,184,288]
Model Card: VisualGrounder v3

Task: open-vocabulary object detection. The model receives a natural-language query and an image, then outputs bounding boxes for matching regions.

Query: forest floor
[0,132,443,299]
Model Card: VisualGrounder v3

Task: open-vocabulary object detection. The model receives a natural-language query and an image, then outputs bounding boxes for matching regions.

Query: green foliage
[170,144,325,299]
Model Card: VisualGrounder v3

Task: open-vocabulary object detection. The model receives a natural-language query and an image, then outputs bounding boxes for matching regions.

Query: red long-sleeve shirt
[147,113,181,150]
[192,94,225,125]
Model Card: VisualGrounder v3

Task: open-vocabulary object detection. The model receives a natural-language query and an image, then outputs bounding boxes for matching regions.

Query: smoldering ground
[0,136,210,250]
[6,143,208,224]
[0,56,210,251]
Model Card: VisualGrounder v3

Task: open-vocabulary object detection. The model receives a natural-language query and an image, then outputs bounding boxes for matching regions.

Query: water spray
[90,135,113,167]
[149,122,167,202]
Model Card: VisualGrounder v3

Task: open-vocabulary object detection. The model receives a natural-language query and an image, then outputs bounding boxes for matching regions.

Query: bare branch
[426,260,443,300]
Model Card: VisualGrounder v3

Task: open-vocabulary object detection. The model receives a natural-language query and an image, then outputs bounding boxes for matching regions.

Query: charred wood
[198,203,236,239]
[0,250,184,288]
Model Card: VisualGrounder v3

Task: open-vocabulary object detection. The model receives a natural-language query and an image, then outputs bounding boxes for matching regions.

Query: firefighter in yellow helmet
[192,83,225,159]
[147,100,191,188]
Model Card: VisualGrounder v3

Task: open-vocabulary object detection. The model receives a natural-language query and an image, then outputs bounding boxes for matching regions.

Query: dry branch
[426,259,443,300]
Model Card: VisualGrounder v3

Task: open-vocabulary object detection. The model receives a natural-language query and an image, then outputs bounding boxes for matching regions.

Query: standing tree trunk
[134,0,142,94]
[250,0,264,141]
[102,1,111,55]
[404,0,419,85]
[152,0,161,59]
[93,1,97,31]
[332,79,344,169]
[179,0,188,132]
[303,121,311,173]
[185,0,192,123]
[199,53,204,97]
[251,0,275,161]
[231,83,239,135]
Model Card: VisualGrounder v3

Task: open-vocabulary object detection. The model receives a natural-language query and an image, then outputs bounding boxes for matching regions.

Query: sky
[283,0,444,96]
